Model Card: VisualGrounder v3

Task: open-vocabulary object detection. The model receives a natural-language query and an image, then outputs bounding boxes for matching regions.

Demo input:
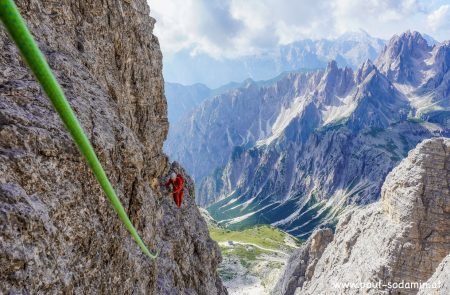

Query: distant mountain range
[164,31,440,88]
[165,31,449,239]
[164,30,390,87]
[165,78,270,142]
[165,83,211,124]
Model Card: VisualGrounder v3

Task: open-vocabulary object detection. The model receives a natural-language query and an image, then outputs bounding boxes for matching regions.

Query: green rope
[0,0,158,259]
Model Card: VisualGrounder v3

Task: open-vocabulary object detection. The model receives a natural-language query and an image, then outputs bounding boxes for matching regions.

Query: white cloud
[332,0,425,38]
[148,0,449,58]
[149,0,242,57]
[427,4,450,31]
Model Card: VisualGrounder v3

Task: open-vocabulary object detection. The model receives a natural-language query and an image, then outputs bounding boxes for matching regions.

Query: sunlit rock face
[275,138,450,295]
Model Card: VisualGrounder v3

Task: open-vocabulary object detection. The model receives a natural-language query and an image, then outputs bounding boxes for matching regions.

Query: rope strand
[0,0,158,259]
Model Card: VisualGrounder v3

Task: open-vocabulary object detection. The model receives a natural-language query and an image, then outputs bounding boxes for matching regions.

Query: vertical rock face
[274,138,450,295]
[272,229,334,295]
[418,255,450,294]
[381,138,450,284]
[0,0,226,294]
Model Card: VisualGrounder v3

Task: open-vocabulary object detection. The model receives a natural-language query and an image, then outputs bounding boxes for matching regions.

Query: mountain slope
[274,137,450,294]
[0,1,225,294]
[165,82,212,124]
[200,32,449,238]
[165,79,271,148]
[165,70,323,188]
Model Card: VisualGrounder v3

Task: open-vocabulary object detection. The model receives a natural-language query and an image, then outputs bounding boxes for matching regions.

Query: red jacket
[165,174,185,194]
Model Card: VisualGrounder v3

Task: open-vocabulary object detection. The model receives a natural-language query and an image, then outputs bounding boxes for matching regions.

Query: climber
[163,172,185,208]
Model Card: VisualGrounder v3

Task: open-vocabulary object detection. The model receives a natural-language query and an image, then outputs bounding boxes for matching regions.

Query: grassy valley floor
[205,214,301,294]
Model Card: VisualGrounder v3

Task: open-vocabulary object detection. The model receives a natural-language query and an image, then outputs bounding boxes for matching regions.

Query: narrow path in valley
[218,241,289,256]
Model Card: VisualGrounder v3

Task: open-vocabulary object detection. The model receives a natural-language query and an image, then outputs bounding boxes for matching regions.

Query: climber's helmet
[170,172,177,180]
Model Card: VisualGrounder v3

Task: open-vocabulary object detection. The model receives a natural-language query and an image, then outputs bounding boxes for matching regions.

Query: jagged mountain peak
[318,61,355,101]
[355,59,377,83]
[376,31,432,85]
[375,32,450,116]
[349,64,410,131]
[434,41,450,73]
[377,31,430,60]
[390,30,430,51]
[325,60,339,71]
[323,60,354,79]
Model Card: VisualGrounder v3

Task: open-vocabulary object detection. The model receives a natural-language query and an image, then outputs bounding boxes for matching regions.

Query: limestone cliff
[274,137,450,294]
[0,0,226,294]
[418,255,450,294]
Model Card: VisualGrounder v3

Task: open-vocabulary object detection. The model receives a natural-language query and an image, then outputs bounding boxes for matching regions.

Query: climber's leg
[176,192,181,208]
[172,193,177,206]
[177,191,183,208]
[178,191,184,208]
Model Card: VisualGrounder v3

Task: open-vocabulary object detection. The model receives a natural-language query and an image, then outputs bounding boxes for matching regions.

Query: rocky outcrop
[272,229,333,295]
[418,255,450,294]
[0,0,225,294]
[274,137,450,294]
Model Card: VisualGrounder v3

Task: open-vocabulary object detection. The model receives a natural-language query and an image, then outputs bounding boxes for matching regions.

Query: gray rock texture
[274,137,450,295]
[418,255,450,295]
[272,229,334,295]
[0,0,226,294]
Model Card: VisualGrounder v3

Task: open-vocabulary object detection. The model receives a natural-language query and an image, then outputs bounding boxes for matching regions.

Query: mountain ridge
[164,31,387,87]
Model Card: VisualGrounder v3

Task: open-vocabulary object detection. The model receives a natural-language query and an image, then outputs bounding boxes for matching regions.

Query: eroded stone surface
[0,1,226,294]
[275,138,450,295]
[272,229,334,295]
[418,255,450,295]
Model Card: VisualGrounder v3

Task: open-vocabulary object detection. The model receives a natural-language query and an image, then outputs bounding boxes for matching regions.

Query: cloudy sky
[149,0,450,59]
